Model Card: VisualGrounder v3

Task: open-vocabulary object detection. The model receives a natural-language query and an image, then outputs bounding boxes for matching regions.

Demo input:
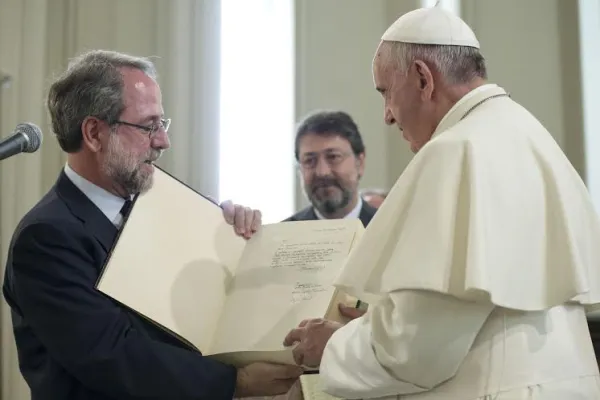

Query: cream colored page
[300,375,341,400]
[208,347,296,367]
[209,219,362,355]
[96,168,246,352]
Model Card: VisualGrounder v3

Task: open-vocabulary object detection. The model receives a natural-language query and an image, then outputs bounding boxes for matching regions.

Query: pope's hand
[219,200,262,239]
[283,318,342,367]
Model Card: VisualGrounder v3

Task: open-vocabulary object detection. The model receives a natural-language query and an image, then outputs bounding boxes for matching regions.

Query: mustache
[310,177,341,192]
[145,149,162,162]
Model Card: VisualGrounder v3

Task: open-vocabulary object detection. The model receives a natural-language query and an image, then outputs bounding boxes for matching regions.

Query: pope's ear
[414,60,434,99]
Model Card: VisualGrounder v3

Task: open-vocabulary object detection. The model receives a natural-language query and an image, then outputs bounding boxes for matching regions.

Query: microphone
[0,122,43,162]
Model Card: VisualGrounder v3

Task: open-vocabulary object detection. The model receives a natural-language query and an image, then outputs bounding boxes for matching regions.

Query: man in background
[361,188,388,208]
[279,111,376,400]
[284,110,376,227]
[2,49,302,400]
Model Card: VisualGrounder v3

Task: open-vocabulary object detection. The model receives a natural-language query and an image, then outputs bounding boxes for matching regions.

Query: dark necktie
[119,199,133,218]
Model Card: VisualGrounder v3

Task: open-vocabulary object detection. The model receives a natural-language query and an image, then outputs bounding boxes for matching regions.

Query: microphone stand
[0,70,11,126]
[0,72,11,89]
[0,71,11,116]
[0,71,12,162]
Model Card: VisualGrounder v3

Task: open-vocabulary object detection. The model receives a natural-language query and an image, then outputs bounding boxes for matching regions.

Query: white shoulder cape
[336,84,600,311]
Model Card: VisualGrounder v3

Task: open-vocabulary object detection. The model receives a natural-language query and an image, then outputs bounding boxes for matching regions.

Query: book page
[208,347,296,367]
[209,219,364,357]
[300,374,341,400]
[96,167,246,352]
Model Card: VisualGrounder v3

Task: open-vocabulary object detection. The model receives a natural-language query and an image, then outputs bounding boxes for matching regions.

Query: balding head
[373,8,488,153]
[48,50,158,153]
[48,49,170,197]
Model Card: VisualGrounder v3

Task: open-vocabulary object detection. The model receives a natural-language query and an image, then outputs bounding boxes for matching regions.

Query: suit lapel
[358,202,377,227]
[297,207,318,221]
[54,171,118,253]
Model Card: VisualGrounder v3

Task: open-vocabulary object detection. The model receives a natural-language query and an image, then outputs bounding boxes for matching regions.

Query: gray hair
[384,41,487,85]
[47,49,158,153]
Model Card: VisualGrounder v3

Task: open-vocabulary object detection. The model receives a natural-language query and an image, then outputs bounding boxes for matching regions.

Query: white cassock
[317,83,600,399]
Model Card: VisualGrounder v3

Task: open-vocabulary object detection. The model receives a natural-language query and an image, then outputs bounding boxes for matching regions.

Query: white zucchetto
[382,6,480,49]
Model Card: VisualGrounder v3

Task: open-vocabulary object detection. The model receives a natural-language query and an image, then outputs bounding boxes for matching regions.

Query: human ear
[81,117,105,153]
[414,60,434,99]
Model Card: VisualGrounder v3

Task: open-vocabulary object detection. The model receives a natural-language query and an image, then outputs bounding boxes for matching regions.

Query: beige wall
[462,0,585,177]
[294,0,418,208]
[0,1,221,398]
[295,0,586,210]
[0,1,592,399]
[1,0,587,209]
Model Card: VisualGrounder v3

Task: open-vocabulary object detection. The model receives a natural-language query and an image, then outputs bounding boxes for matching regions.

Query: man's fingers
[298,319,310,328]
[234,204,246,234]
[220,200,235,224]
[279,365,304,379]
[220,201,262,238]
[271,378,299,395]
[338,304,366,320]
[243,206,254,236]
[259,362,304,378]
[283,327,304,346]
[251,209,262,232]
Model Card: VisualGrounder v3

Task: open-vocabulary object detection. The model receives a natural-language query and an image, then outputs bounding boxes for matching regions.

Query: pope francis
[283,6,600,400]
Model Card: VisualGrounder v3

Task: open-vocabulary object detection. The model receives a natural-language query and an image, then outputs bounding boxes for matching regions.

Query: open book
[96,167,364,367]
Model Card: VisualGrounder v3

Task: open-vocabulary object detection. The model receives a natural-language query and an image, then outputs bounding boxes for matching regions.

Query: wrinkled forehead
[372,42,394,84]
[122,69,159,97]
[372,42,386,69]
[120,67,163,115]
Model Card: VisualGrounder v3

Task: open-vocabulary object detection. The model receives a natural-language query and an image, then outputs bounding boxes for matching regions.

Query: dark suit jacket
[2,172,237,400]
[283,200,377,227]
[588,319,600,365]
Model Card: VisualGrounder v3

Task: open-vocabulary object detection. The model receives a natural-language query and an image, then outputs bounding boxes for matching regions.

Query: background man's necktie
[120,199,133,218]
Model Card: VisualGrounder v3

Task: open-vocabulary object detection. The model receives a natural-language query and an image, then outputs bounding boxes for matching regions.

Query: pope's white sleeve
[319,290,495,399]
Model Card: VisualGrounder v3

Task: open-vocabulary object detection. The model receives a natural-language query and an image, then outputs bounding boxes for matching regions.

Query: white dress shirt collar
[63,163,127,227]
[314,196,363,220]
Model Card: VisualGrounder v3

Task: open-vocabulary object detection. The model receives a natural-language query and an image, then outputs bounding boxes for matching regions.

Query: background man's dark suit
[2,172,237,400]
[283,200,377,227]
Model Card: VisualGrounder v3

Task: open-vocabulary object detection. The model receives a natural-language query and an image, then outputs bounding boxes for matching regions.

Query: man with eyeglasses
[2,49,302,400]
[284,110,377,227]
[278,110,375,400]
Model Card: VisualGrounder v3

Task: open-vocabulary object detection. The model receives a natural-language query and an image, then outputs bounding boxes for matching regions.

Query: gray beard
[310,188,352,216]
[102,135,157,196]
[111,165,154,195]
